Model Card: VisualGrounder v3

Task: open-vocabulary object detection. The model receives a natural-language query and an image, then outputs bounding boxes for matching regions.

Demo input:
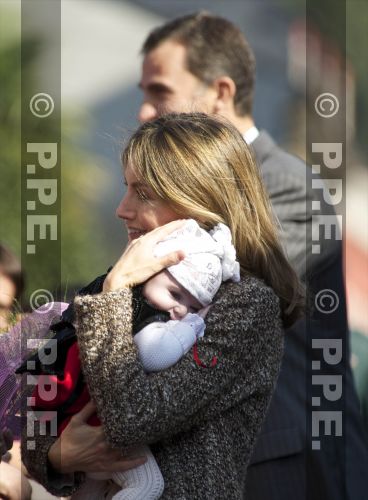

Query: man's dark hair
[142,12,256,116]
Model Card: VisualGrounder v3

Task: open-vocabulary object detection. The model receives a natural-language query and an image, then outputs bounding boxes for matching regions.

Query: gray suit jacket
[245,131,368,500]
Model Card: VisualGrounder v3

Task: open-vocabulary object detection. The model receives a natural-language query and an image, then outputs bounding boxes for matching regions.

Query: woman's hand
[103,219,186,292]
[48,402,147,474]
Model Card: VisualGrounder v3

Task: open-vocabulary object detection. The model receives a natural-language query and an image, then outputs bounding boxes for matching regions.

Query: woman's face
[116,163,180,242]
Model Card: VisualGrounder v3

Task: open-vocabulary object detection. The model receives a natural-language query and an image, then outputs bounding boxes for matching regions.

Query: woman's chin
[128,231,145,242]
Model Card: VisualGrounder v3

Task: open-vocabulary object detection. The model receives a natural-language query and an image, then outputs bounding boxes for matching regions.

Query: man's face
[138,40,217,123]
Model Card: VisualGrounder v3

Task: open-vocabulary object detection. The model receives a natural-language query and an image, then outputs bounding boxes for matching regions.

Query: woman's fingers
[158,250,185,269]
[92,445,147,472]
[48,404,148,475]
[103,219,188,290]
[72,400,97,424]
[100,455,147,473]
[148,219,187,241]
[49,423,105,473]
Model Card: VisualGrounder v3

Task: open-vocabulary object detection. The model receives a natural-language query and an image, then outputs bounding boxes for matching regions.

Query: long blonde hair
[122,113,304,327]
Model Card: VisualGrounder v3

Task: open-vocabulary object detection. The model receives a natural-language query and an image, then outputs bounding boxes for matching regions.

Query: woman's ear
[212,77,237,114]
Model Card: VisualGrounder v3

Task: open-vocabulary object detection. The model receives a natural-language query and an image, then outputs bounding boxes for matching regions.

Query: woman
[22,113,304,498]
[0,243,24,332]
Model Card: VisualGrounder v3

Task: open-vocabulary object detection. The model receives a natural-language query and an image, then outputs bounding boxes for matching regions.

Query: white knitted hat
[154,219,240,306]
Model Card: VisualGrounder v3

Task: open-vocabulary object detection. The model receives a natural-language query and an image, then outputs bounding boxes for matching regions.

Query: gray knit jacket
[21,275,284,499]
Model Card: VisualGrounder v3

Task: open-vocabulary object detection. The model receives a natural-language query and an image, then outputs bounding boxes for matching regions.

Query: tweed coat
[22,275,284,499]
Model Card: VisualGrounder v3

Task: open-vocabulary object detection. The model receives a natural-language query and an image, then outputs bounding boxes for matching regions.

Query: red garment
[32,340,100,434]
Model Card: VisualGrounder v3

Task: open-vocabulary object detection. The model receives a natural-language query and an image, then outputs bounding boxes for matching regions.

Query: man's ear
[212,76,237,114]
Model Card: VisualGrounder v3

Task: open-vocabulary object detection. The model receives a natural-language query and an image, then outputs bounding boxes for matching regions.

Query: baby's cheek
[163,295,176,312]
[151,291,173,313]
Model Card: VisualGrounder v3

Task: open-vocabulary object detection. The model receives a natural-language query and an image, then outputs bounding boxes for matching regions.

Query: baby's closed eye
[170,291,182,301]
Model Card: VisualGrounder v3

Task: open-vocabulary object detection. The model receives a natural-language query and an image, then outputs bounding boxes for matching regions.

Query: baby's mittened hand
[182,313,206,338]
[198,305,211,319]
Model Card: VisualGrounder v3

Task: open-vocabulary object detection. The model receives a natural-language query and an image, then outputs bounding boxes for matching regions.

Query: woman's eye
[136,189,149,201]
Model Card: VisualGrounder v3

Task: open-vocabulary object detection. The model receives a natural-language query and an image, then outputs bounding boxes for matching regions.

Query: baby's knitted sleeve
[134,313,205,372]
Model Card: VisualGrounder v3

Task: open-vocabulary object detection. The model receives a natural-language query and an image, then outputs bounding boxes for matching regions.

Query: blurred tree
[282,0,368,158]
[0,33,112,305]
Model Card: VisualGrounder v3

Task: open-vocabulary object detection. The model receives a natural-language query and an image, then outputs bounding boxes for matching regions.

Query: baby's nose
[171,304,188,320]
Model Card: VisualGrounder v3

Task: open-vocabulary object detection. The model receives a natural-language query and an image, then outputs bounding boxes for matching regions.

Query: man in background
[137,12,368,499]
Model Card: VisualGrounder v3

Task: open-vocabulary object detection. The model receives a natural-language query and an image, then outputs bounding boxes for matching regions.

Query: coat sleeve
[74,280,283,449]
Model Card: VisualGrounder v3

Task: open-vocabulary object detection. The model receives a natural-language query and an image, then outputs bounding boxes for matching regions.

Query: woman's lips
[127,228,146,240]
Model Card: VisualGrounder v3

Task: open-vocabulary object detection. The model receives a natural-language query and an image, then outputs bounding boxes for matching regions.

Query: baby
[30,220,240,499]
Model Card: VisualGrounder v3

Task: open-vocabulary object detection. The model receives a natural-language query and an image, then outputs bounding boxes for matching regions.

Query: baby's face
[143,271,202,320]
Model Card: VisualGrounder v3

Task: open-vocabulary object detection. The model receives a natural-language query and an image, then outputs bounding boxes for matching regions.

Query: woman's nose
[138,102,158,124]
[116,193,134,220]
